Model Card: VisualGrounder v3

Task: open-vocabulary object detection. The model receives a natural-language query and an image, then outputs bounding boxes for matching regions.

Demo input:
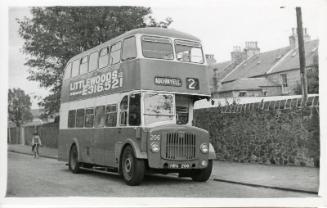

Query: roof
[220,39,319,83]
[218,77,280,93]
[269,39,319,74]
[69,27,201,62]
[222,47,291,83]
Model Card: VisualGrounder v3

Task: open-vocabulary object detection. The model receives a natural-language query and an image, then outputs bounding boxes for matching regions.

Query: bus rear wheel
[121,145,145,186]
[69,145,81,173]
[191,160,213,182]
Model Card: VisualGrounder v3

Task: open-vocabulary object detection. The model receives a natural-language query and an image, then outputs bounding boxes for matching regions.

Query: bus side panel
[58,129,94,164]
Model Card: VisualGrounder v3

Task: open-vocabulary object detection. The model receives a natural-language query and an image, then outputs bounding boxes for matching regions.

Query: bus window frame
[79,55,89,75]
[105,104,118,127]
[174,39,204,64]
[141,35,174,61]
[121,36,137,61]
[71,59,80,78]
[110,41,122,66]
[119,95,129,126]
[89,51,99,72]
[99,46,110,69]
[85,107,95,128]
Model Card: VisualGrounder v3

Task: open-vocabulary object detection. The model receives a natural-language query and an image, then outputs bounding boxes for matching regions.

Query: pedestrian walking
[31,131,42,158]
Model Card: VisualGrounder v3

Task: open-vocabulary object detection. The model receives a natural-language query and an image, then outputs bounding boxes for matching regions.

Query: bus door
[116,93,142,153]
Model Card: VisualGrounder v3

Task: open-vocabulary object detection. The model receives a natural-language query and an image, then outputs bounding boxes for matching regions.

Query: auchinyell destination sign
[69,70,123,96]
[154,76,182,87]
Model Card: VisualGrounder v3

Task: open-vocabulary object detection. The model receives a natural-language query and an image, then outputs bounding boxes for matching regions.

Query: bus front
[133,29,216,181]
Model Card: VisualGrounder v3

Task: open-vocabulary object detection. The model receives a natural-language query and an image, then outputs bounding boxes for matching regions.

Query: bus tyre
[191,160,213,182]
[121,145,145,186]
[69,145,81,174]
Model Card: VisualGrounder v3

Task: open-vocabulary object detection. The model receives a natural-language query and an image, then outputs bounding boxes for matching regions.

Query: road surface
[7,152,314,197]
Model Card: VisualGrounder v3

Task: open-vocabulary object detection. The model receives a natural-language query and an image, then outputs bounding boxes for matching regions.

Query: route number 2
[186,78,199,90]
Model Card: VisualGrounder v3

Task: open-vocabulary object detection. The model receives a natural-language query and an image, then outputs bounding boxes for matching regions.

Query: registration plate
[169,163,190,169]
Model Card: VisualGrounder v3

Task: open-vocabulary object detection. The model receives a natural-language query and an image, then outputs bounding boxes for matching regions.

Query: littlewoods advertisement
[69,70,124,97]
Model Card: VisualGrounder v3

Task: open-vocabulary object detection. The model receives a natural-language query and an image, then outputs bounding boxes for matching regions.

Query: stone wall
[194,96,320,167]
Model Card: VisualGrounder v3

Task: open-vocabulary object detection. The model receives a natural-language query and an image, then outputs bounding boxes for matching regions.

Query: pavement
[7,144,319,194]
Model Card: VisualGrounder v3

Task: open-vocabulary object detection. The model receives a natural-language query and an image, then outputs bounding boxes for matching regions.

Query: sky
[6,0,327,109]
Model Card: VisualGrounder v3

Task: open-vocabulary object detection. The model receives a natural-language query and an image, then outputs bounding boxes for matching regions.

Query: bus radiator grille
[164,133,196,160]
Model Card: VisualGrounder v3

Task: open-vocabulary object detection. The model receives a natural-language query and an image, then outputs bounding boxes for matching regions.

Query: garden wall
[194,96,320,167]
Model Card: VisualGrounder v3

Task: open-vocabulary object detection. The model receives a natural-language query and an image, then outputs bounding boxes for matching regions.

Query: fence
[194,96,320,167]
[8,122,59,148]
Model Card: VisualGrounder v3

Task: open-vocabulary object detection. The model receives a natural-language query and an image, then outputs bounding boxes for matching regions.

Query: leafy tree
[8,88,33,127]
[18,7,173,116]
[294,68,319,94]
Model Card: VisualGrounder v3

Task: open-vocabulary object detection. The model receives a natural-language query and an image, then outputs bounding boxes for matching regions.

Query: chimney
[244,41,260,57]
[289,27,311,48]
[231,46,245,64]
[205,54,217,65]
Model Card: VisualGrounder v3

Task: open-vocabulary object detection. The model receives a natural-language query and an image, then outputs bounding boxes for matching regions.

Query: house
[208,28,319,98]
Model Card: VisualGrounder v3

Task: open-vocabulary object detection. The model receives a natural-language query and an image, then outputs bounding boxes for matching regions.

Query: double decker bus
[58,27,216,185]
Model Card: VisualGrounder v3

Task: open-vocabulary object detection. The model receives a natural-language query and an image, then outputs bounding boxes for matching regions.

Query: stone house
[208,28,319,98]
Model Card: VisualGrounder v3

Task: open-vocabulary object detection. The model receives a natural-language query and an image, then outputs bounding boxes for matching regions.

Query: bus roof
[68,27,201,62]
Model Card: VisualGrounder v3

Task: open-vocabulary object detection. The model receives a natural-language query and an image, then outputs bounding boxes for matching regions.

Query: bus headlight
[150,142,160,153]
[200,143,209,154]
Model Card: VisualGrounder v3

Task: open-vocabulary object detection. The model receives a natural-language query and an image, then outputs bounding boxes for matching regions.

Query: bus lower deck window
[129,93,141,126]
[105,104,117,127]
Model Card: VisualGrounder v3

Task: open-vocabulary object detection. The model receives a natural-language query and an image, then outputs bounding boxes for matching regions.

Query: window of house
[120,95,128,126]
[129,93,141,126]
[71,59,80,77]
[85,108,95,128]
[75,109,85,128]
[95,106,105,128]
[122,36,137,60]
[110,42,121,65]
[239,91,247,97]
[142,36,174,60]
[280,74,288,87]
[68,110,76,128]
[89,52,98,72]
[105,104,117,127]
[64,62,72,79]
[99,47,109,69]
[79,56,88,75]
[263,91,268,96]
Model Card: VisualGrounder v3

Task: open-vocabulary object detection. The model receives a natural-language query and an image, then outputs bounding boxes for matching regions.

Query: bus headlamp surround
[150,142,160,153]
[200,143,209,154]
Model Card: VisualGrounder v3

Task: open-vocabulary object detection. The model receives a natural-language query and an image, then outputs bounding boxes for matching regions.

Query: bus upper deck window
[142,36,174,60]
[99,47,109,69]
[175,40,204,64]
[71,59,80,77]
[122,37,136,61]
[89,52,98,72]
[110,42,121,65]
[80,56,88,75]
[64,62,72,79]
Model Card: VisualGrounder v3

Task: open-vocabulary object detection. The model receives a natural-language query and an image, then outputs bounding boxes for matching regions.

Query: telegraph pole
[296,7,308,105]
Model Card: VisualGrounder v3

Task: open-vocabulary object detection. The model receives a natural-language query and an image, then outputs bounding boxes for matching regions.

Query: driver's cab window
[120,95,128,126]
[129,93,141,126]
[176,95,191,125]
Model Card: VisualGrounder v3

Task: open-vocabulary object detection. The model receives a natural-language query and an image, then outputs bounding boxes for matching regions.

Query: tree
[18,7,173,116]
[294,68,319,94]
[8,88,33,127]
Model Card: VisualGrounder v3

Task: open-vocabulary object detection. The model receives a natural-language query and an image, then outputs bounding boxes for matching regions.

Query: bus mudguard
[208,143,216,160]
[116,138,147,160]
[70,138,82,161]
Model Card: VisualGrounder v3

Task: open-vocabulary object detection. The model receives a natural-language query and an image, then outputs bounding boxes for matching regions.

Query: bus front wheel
[191,160,213,182]
[121,145,145,186]
[69,144,81,174]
